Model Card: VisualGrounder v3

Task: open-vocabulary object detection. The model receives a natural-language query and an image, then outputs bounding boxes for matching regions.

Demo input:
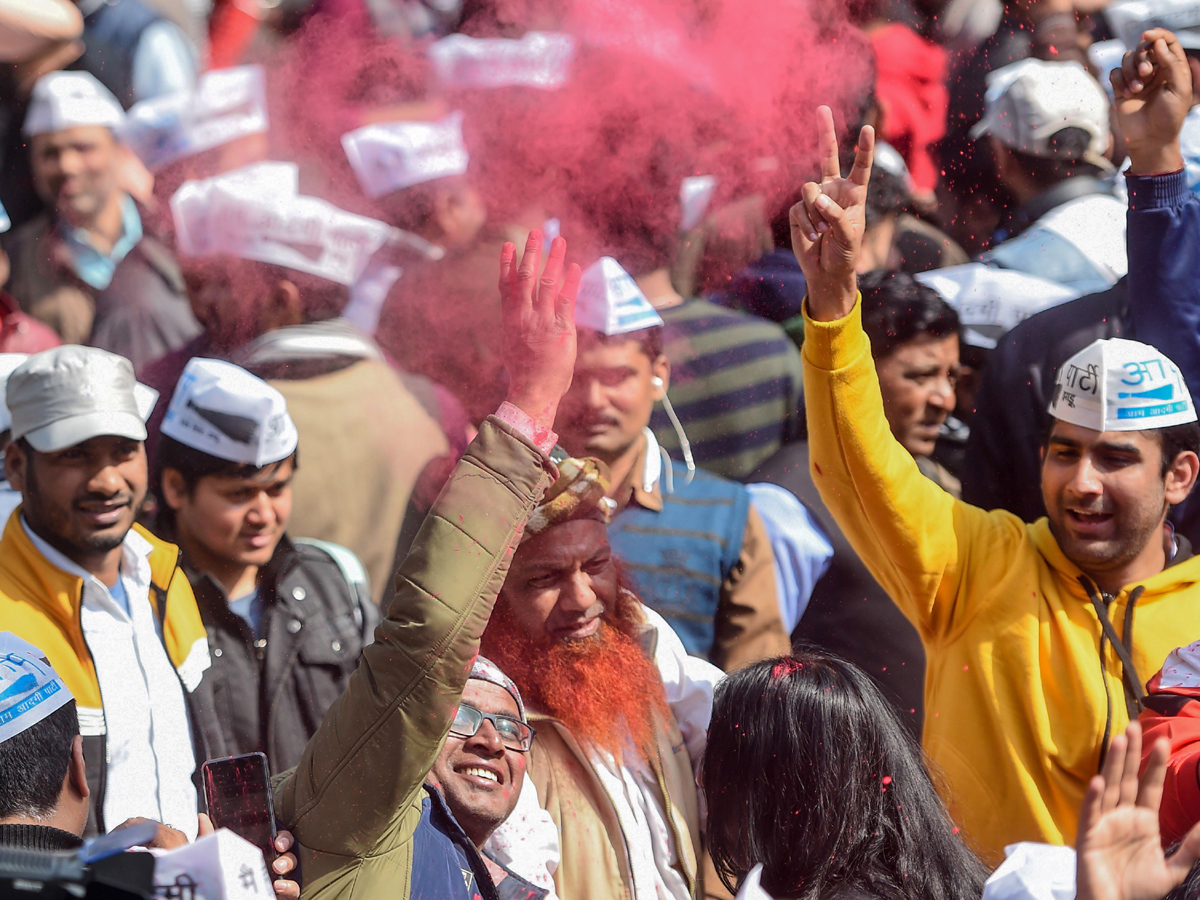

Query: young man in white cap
[0,345,211,838]
[342,112,486,256]
[153,357,377,775]
[554,256,792,671]
[791,104,1200,862]
[164,161,452,608]
[971,58,1126,295]
[6,70,200,368]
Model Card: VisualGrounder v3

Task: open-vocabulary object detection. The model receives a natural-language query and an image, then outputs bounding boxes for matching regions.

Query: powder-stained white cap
[24,70,124,137]
[121,65,268,172]
[916,263,1078,349]
[575,257,664,336]
[161,358,298,468]
[0,632,73,745]
[970,60,1110,163]
[1107,0,1200,50]
[0,0,82,64]
[428,31,575,89]
[8,346,146,452]
[1048,338,1197,432]
[341,112,469,199]
[680,175,716,232]
[170,161,393,286]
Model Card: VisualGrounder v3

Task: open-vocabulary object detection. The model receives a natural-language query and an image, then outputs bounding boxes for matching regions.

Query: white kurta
[24,520,199,837]
[486,605,723,899]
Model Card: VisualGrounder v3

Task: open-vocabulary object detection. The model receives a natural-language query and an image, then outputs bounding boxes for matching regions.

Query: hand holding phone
[201,752,278,871]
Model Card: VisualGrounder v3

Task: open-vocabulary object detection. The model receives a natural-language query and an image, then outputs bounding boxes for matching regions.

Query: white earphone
[651,376,663,387]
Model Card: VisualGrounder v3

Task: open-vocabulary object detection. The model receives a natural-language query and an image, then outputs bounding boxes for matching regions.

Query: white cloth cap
[916,263,1078,349]
[170,162,393,286]
[680,175,717,231]
[1048,338,1197,432]
[341,112,469,199]
[8,346,146,452]
[576,257,664,336]
[152,829,275,900]
[0,353,29,433]
[873,140,914,192]
[969,60,1110,162]
[121,65,268,172]
[0,198,9,233]
[0,632,73,745]
[24,70,124,137]
[428,31,575,89]
[161,358,298,468]
[983,843,1076,900]
[1107,0,1200,50]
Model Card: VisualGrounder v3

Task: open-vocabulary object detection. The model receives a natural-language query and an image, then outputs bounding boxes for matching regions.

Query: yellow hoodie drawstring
[1079,577,1146,769]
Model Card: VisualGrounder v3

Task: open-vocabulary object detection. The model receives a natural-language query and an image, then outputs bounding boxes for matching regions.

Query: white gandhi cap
[24,70,124,137]
[8,346,146,453]
[0,631,73,746]
[1049,338,1197,432]
[161,358,298,468]
[575,257,664,337]
[342,112,469,199]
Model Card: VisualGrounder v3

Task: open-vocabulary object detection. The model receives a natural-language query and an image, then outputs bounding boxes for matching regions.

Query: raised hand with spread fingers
[499,230,582,435]
[1076,722,1200,900]
[788,105,875,322]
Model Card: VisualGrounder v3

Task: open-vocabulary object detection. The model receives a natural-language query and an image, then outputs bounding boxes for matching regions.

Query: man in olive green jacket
[270,231,582,900]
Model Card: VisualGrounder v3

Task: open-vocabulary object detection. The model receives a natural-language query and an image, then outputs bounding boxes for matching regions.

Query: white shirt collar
[21,516,154,617]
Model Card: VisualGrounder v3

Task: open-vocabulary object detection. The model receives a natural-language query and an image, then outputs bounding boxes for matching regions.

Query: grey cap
[8,346,146,453]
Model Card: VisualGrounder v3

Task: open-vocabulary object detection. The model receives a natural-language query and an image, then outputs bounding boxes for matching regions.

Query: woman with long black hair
[702,651,988,900]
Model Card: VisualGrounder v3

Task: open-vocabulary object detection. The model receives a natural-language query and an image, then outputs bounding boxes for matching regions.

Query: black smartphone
[201,752,277,870]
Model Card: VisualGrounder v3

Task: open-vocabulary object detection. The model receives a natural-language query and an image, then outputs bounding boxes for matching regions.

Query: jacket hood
[1029,517,1200,599]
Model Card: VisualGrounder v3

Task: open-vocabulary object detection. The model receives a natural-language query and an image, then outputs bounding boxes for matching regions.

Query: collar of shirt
[21,516,154,621]
[614,430,664,514]
[58,194,143,291]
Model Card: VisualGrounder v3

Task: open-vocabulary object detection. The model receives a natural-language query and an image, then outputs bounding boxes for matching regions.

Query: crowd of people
[10,0,1200,899]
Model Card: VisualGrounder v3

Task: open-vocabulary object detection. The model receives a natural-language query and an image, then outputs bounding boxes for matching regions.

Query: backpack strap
[291,537,377,643]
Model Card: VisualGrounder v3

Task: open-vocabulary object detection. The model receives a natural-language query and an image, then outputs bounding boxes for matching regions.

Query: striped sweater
[651,297,804,478]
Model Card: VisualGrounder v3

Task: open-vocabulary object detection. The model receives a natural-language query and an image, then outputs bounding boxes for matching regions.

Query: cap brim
[23,410,147,453]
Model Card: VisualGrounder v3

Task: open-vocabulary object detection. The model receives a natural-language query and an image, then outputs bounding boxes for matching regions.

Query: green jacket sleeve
[274,416,554,891]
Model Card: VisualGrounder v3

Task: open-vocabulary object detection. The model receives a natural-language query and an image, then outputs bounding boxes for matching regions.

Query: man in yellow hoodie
[790,105,1200,864]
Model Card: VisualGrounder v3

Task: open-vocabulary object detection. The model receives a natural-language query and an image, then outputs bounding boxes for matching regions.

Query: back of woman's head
[702,651,986,900]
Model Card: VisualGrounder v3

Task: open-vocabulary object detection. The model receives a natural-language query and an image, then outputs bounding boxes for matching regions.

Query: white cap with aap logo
[1048,338,1196,432]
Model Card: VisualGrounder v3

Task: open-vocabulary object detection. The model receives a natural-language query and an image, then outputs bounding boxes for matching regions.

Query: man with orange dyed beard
[479,456,724,900]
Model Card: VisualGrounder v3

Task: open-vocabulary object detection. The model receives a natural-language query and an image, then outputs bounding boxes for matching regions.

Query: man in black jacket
[152,356,377,775]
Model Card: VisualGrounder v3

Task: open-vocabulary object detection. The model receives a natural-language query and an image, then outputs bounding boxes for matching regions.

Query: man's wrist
[496,398,559,454]
[804,274,859,323]
[1127,145,1186,177]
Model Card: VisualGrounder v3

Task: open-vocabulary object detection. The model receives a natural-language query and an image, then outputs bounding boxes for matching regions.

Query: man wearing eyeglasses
[419,657,554,900]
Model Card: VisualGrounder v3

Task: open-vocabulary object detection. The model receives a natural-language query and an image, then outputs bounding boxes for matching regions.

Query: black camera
[0,845,154,900]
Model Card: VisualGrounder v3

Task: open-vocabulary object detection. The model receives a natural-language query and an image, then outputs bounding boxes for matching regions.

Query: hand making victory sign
[789,105,875,322]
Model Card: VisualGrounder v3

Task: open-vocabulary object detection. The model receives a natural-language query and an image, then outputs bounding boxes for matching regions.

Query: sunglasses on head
[449,702,536,752]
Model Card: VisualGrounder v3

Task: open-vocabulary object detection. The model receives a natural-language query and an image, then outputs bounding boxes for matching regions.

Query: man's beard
[482,588,670,764]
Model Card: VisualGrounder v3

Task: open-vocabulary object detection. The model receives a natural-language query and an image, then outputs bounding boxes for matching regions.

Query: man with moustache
[552,256,792,670]
[480,454,723,900]
[0,345,211,837]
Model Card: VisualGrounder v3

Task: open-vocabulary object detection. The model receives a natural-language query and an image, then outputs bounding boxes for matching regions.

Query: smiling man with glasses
[420,656,553,900]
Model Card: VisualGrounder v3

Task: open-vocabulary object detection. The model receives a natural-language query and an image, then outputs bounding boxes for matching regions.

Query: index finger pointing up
[817,106,842,182]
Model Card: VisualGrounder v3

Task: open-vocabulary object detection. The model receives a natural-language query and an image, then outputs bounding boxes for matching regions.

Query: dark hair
[0,700,79,819]
[703,652,988,900]
[578,325,664,361]
[152,435,297,531]
[1042,419,1200,481]
[1003,127,1105,192]
[859,270,959,360]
